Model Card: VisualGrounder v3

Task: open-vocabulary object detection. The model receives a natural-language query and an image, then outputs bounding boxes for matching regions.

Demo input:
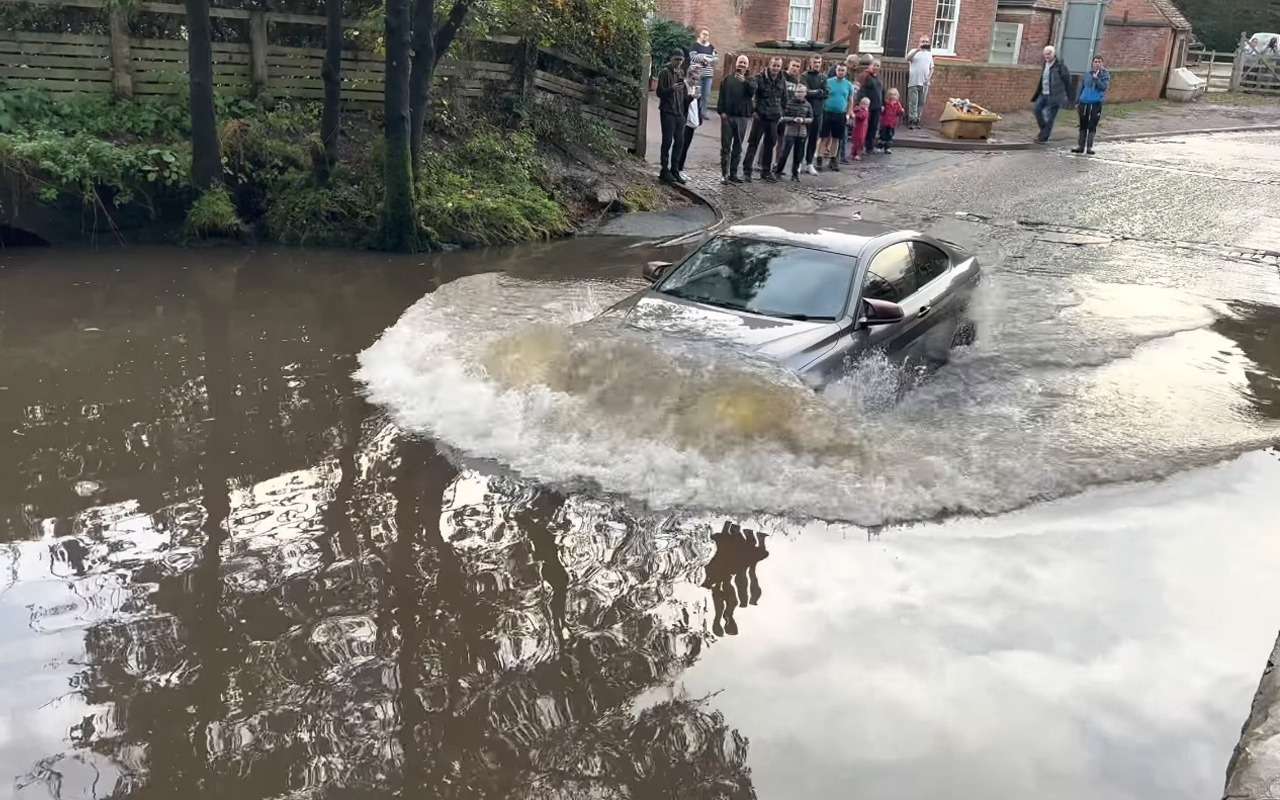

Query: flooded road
[3,132,1280,799]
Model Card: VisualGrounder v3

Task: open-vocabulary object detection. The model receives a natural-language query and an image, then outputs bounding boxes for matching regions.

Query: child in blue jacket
[1074,55,1111,155]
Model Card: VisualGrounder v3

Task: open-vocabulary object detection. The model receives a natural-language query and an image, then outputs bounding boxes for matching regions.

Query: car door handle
[917,305,932,318]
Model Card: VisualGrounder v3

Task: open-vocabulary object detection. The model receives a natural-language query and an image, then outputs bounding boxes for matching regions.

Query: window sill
[860,43,884,53]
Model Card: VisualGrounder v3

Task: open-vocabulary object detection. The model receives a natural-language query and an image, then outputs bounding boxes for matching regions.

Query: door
[882,0,914,57]
[856,240,953,362]
[1058,0,1105,74]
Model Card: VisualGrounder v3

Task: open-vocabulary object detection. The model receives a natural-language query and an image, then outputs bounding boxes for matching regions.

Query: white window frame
[787,0,815,42]
[988,21,1024,64]
[860,0,886,52]
[932,0,962,56]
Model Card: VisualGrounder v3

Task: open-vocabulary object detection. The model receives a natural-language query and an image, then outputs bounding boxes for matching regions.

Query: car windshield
[656,236,856,321]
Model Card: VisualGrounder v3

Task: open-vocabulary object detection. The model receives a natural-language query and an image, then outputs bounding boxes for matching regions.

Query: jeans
[879,125,896,149]
[775,134,807,176]
[1034,96,1063,141]
[805,111,822,163]
[907,84,929,125]
[1077,102,1102,149]
[700,73,714,120]
[720,115,750,176]
[743,115,778,176]
[659,113,683,174]
[864,110,881,154]
[674,124,697,173]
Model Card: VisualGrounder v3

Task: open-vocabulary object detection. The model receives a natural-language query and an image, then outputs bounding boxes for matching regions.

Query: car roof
[721,213,914,257]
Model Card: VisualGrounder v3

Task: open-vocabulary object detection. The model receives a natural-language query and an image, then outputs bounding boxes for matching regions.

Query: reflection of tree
[1213,302,1280,420]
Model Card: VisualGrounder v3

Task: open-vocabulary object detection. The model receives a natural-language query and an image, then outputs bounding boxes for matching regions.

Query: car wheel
[951,320,978,348]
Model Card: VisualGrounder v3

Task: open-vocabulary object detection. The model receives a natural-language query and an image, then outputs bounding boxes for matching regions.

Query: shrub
[264,168,382,247]
[182,186,242,240]
[648,18,696,78]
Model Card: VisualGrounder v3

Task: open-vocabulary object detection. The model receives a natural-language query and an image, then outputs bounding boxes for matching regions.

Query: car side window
[911,242,951,288]
[863,243,916,303]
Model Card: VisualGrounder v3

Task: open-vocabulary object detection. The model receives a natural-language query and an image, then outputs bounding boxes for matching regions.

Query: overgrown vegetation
[0,85,647,249]
[647,18,696,78]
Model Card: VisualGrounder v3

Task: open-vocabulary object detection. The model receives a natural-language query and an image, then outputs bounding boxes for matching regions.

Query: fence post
[108,5,133,99]
[249,10,270,97]
[632,34,649,159]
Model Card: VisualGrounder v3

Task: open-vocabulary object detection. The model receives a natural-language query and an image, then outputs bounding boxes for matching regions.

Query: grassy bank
[0,88,674,249]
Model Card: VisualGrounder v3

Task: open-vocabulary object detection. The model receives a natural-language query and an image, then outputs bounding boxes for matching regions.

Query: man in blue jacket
[1031,45,1074,143]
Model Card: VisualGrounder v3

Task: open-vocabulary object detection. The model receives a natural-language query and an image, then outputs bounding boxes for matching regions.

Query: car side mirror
[643,261,673,283]
[859,298,906,327]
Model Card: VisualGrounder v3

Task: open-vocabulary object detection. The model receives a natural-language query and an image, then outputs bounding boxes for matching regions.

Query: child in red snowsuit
[849,97,871,161]
[879,88,905,153]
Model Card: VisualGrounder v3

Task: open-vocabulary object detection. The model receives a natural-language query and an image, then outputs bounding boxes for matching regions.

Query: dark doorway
[883,0,915,57]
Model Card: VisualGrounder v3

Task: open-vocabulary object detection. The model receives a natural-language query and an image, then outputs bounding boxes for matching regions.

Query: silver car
[603,213,982,386]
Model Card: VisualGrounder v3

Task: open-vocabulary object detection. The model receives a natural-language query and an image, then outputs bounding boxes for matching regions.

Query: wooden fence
[0,0,648,153]
[722,48,910,100]
[1187,48,1234,94]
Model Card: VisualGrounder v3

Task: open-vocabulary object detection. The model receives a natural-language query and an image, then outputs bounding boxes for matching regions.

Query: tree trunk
[407,0,436,169]
[184,0,222,191]
[382,0,418,251]
[319,0,343,181]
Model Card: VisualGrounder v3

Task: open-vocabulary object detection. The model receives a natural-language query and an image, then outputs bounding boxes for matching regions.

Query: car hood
[609,291,847,361]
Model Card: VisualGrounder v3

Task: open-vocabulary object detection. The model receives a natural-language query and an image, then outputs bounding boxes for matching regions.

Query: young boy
[849,97,871,161]
[879,88,904,153]
[775,82,814,181]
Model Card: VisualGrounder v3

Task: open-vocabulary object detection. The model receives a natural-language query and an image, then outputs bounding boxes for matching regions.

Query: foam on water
[355,272,1278,525]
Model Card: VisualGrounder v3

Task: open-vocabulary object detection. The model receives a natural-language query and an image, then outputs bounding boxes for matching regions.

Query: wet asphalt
[1,131,1279,800]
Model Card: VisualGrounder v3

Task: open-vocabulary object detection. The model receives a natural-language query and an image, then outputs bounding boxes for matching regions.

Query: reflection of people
[703,521,769,637]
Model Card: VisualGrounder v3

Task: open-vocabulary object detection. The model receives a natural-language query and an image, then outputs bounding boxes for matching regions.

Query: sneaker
[806,163,818,176]
[791,174,800,182]
[721,174,730,184]
[678,171,691,182]
[854,154,862,161]
[659,170,675,184]
[1071,147,1084,154]
[674,173,687,185]
[743,172,753,183]
[1086,149,1096,155]
[728,174,744,184]
[884,147,893,154]
[762,173,778,183]
[830,160,840,172]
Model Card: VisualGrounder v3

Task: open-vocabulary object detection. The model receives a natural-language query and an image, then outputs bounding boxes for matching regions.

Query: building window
[787,0,814,41]
[932,0,961,54]
[861,0,886,50]
[989,21,1023,64]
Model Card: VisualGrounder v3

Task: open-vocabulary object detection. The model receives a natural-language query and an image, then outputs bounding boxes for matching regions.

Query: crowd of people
[656,32,1116,186]
[655,33,936,185]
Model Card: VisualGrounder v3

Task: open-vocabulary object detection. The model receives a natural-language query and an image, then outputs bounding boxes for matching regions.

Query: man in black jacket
[717,55,754,183]
[656,50,688,183]
[742,57,786,182]
[801,55,827,175]
[1031,45,1074,143]
[858,60,885,157]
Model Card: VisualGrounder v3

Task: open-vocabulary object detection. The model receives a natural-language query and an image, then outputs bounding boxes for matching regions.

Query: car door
[860,238,952,360]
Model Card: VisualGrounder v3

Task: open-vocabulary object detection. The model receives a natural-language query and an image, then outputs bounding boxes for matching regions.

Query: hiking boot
[728,174,744,184]
[791,173,800,182]
[659,170,675,184]
[762,173,778,183]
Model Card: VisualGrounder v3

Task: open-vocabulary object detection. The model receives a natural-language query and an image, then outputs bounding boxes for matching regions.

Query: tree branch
[433,0,472,58]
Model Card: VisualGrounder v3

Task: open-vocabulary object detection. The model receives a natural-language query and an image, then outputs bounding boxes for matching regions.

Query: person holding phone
[905,37,935,129]
[1073,55,1110,155]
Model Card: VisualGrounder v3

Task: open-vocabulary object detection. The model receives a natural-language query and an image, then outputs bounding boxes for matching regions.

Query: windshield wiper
[758,311,835,322]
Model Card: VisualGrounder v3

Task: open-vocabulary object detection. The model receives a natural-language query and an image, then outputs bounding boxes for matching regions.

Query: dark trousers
[879,125,896,149]
[721,116,750,176]
[659,113,683,174]
[1034,96,1062,141]
[1077,102,1102,150]
[864,110,881,154]
[674,125,697,172]
[805,112,822,163]
[776,134,807,176]
[743,115,778,176]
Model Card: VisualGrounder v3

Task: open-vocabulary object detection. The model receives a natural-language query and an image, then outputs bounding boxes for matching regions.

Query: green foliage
[0,132,187,210]
[1174,0,1273,51]
[648,17,696,77]
[182,186,242,240]
[265,167,381,247]
[473,0,653,76]
[416,128,569,247]
[526,95,623,158]
[220,103,314,186]
[621,183,661,212]
[0,87,190,139]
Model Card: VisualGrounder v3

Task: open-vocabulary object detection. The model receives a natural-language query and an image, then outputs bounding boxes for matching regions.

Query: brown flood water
[2,241,1280,800]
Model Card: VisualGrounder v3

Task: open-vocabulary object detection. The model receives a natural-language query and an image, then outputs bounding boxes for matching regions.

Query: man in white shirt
[905,36,935,129]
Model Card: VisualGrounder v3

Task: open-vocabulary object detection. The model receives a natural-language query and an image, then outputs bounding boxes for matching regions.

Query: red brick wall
[656,0,846,55]
[1098,22,1172,70]
[919,62,1163,120]
[995,9,1058,65]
